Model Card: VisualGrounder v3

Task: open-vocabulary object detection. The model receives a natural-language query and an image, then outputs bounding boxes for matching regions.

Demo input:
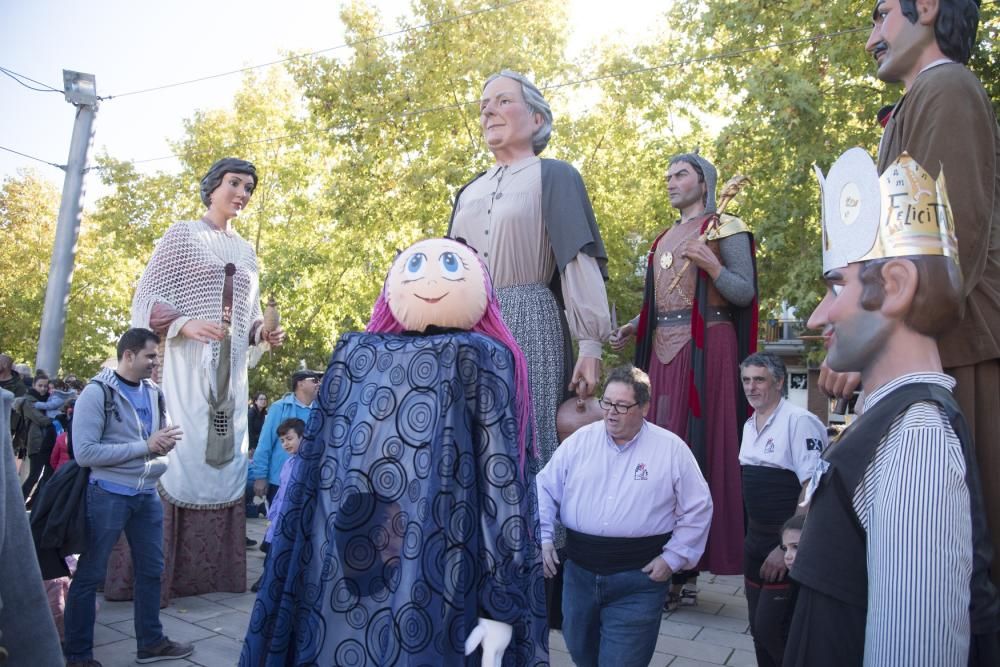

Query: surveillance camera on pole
[35,71,98,377]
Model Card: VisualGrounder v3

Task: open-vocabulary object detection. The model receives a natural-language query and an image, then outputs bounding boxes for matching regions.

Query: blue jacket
[250,393,313,485]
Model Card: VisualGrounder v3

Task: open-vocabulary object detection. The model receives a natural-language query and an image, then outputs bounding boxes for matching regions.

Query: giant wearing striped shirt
[796,231,999,665]
[791,373,974,665]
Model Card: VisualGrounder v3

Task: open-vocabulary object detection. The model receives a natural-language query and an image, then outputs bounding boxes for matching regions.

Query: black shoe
[251,573,264,593]
[136,637,194,663]
[246,536,257,547]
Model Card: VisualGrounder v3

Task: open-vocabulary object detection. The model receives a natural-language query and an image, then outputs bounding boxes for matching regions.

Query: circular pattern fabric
[240,332,548,667]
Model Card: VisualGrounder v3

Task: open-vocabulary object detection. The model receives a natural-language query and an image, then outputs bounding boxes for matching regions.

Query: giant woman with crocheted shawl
[107,158,285,602]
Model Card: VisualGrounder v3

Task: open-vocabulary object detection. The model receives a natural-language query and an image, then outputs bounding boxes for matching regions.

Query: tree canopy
[2,0,997,394]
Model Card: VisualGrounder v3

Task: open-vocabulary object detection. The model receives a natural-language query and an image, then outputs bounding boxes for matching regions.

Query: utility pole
[35,71,98,376]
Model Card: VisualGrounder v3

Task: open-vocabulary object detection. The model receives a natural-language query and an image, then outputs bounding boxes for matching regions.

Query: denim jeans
[562,559,670,667]
[63,484,165,661]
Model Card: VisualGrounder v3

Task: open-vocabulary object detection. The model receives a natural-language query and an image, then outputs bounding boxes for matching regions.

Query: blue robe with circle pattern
[241,331,548,666]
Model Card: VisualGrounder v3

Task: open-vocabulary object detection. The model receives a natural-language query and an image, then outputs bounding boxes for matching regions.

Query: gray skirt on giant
[495,283,567,472]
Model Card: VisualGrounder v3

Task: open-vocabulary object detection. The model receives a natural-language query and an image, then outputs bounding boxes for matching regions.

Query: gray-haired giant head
[481,70,553,156]
[199,158,258,208]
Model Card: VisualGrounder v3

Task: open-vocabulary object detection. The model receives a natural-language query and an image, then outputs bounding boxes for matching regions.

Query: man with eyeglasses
[536,365,713,667]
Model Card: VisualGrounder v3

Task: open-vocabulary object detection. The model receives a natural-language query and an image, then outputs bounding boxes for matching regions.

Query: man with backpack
[63,328,194,666]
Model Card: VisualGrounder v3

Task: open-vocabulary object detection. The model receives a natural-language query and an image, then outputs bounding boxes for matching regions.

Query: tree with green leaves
[5,0,996,387]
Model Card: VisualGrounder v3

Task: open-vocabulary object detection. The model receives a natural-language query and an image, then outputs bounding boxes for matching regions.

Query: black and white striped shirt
[854,372,971,666]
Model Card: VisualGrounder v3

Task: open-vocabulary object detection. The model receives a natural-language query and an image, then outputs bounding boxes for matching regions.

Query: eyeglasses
[598,398,639,414]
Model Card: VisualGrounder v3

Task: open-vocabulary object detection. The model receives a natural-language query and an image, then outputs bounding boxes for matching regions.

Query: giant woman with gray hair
[106,158,285,603]
[449,70,612,473]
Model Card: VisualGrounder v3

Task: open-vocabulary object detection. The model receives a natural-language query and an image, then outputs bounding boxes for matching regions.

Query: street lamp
[62,70,97,106]
[35,70,99,376]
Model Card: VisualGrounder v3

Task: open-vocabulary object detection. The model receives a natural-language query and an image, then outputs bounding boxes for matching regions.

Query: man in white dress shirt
[536,365,712,667]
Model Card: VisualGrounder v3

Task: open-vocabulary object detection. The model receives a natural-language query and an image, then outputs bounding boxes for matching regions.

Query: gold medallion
[659,251,673,270]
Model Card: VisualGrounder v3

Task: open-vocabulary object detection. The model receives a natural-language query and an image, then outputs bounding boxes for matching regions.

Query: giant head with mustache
[865,0,981,87]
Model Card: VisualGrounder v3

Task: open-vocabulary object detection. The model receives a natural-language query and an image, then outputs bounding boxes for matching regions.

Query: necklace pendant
[659,251,673,270]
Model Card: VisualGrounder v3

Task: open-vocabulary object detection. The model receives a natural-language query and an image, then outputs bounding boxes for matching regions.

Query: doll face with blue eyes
[386,239,488,332]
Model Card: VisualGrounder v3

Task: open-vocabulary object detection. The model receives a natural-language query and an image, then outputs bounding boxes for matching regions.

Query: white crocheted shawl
[132,220,263,395]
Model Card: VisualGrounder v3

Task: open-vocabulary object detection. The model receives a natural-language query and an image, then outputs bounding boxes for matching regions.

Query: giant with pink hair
[366,240,536,475]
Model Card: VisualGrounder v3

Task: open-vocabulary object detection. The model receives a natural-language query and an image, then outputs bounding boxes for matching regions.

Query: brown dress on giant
[879,62,1000,586]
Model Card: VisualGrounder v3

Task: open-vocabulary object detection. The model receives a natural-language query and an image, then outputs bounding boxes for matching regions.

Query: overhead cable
[99,23,874,168]
[0,144,64,170]
[0,66,63,94]
[101,0,528,100]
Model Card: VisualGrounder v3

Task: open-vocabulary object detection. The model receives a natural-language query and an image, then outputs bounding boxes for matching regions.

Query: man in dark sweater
[0,354,26,398]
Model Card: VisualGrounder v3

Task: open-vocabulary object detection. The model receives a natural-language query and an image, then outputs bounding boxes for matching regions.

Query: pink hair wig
[367,247,536,476]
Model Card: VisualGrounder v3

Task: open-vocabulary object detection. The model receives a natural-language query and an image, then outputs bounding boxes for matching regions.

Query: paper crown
[814,148,958,273]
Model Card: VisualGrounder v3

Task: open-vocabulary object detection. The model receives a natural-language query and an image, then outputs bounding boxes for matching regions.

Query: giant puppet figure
[612,153,757,600]
[787,147,999,666]
[817,0,1000,581]
[108,158,285,602]
[448,70,612,470]
[241,238,547,667]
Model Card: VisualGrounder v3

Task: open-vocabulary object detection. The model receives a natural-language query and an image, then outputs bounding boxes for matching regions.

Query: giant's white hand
[464,618,513,667]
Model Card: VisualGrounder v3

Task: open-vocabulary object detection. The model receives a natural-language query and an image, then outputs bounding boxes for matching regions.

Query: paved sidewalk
[90,517,757,666]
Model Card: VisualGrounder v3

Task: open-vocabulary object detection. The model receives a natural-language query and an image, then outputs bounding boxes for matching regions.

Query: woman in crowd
[247,393,268,450]
[19,372,53,506]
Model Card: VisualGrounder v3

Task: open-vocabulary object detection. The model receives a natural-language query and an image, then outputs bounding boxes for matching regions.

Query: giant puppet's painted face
[865,0,935,85]
[807,262,893,374]
[385,239,488,332]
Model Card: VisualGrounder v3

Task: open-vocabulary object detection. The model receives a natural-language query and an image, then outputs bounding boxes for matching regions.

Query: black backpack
[88,379,166,432]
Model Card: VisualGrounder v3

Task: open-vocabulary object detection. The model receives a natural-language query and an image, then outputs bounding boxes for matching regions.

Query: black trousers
[21,451,54,503]
[671,569,700,586]
[783,585,865,666]
[745,526,796,667]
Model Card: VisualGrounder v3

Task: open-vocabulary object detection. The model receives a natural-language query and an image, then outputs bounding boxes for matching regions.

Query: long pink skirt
[647,322,744,575]
[104,497,246,606]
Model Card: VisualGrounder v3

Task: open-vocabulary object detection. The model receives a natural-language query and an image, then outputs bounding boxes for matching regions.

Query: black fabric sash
[565,528,671,575]
[741,465,801,529]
